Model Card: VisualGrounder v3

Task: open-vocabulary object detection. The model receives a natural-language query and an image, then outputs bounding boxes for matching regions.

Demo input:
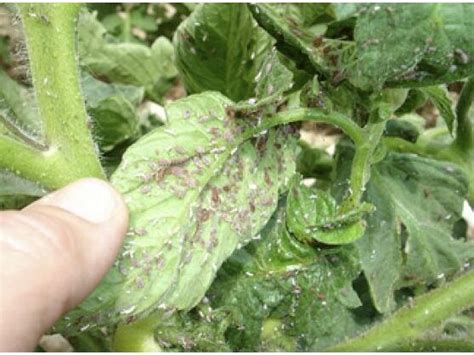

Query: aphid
[198,115,210,123]
[158,158,171,166]
[224,130,234,142]
[249,202,255,212]
[267,84,274,96]
[39,14,51,24]
[156,255,165,269]
[184,110,191,119]
[126,315,137,324]
[170,166,187,177]
[135,277,144,289]
[265,62,272,74]
[120,305,137,315]
[264,169,272,186]
[153,168,167,183]
[211,187,220,205]
[174,146,187,155]
[313,35,324,47]
[134,228,147,237]
[225,106,236,120]
[183,251,193,265]
[186,177,198,188]
[170,156,190,165]
[196,146,206,155]
[454,48,469,64]
[208,127,220,136]
[197,208,211,222]
[163,129,176,137]
[140,185,151,194]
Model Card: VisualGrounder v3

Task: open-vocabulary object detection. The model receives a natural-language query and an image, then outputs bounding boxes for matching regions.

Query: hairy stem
[327,268,474,351]
[113,315,162,351]
[454,76,474,151]
[260,108,377,204]
[260,108,364,145]
[0,115,46,150]
[348,122,386,205]
[11,4,105,188]
[0,135,70,188]
[396,338,474,352]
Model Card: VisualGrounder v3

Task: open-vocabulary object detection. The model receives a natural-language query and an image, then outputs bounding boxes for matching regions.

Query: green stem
[10,4,105,188]
[396,339,474,352]
[259,108,364,145]
[113,315,162,351]
[260,108,374,204]
[0,115,46,150]
[348,122,386,205]
[453,76,473,151]
[327,268,474,351]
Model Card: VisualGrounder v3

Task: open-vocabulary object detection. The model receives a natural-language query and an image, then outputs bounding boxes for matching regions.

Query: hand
[0,178,128,351]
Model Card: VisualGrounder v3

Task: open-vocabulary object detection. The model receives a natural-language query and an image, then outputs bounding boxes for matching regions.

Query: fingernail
[40,178,119,224]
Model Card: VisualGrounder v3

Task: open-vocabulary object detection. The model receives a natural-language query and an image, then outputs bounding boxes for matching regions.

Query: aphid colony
[106,94,299,322]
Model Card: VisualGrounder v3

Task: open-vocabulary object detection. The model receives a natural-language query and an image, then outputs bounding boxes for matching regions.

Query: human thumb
[0,178,128,351]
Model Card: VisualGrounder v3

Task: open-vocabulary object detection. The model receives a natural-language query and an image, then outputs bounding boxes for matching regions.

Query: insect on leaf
[286,176,372,245]
[174,4,273,101]
[57,91,298,333]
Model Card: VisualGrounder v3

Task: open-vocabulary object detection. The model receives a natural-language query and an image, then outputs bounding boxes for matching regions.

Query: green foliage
[1,3,473,352]
[286,176,372,245]
[82,73,144,152]
[171,205,369,351]
[421,85,456,133]
[335,143,474,313]
[78,11,178,101]
[174,4,273,101]
[351,4,474,89]
[56,92,298,333]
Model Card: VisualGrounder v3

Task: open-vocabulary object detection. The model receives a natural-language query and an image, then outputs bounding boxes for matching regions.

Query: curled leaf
[286,176,372,245]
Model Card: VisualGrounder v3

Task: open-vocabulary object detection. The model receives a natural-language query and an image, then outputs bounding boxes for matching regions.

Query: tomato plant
[1,3,473,351]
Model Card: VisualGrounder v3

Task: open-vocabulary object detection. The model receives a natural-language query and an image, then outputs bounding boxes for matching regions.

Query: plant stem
[327,268,474,351]
[453,76,474,151]
[348,122,385,205]
[15,4,104,187]
[395,338,474,352]
[260,108,376,204]
[260,108,364,145]
[113,315,162,351]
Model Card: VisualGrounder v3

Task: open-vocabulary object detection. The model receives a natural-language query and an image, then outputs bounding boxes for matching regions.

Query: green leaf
[82,73,143,152]
[248,4,329,77]
[57,92,298,333]
[384,119,420,143]
[286,176,371,245]
[421,85,456,134]
[77,11,178,100]
[351,4,474,90]
[0,169,46,210]
[296,141,333,180]
[0,169,45,210]
[0,169,46,196]
[377,154,474,288]
[395,89,428,116]
[334,143,474,313]
[353,172,402,314]
[201,205,367,351]
[255,49,293,100]
[149,310,231,351]
[0,69,41,136]
[174,4,273,101]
